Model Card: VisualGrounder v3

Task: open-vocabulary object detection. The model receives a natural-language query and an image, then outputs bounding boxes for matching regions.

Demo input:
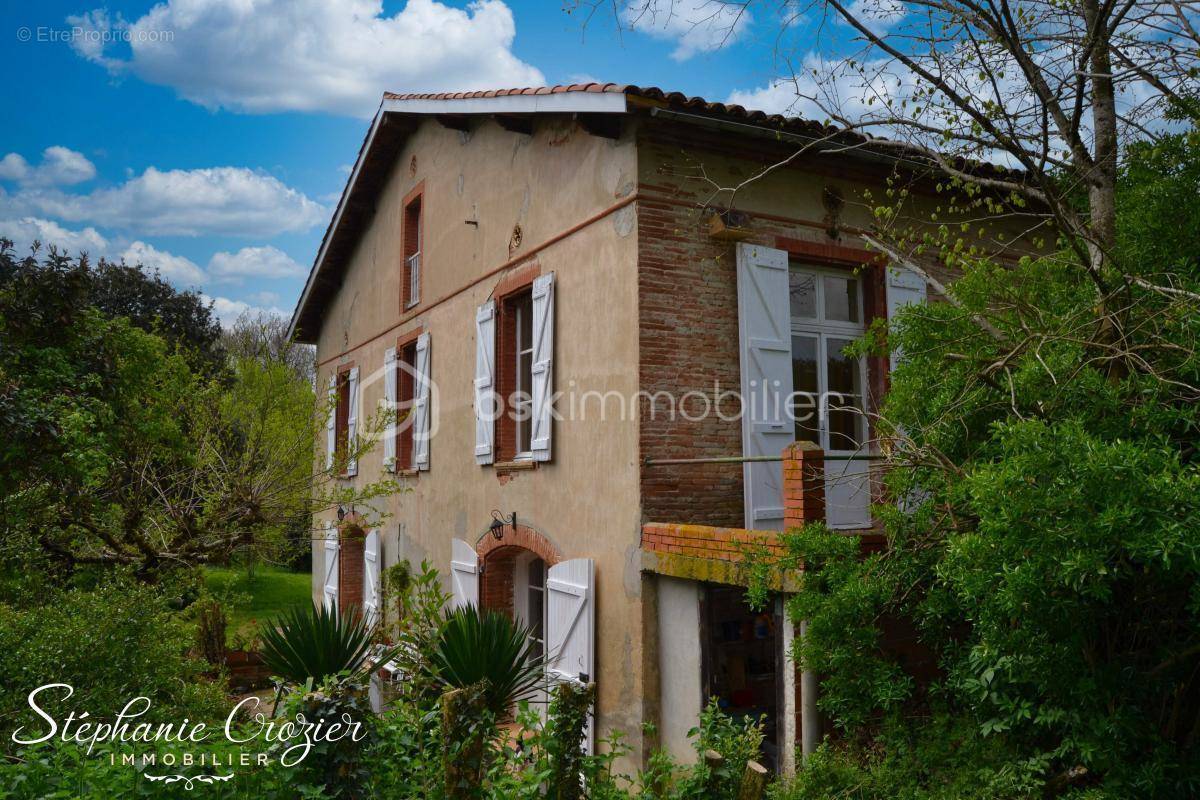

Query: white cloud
[247,290,282,307]
[121,240,207,286]
[0,216,109,255]
[209,245,304,281]
[0,154,29,182]
[623,0,752,61]
[845,0,907,32]
[201,294,289,328]
[69,0,546,118]
[0,147,96,186]
[9,166,324,237]
[727,53,923,126]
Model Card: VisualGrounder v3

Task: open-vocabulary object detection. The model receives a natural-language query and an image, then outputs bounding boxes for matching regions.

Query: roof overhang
[287,92,630,343]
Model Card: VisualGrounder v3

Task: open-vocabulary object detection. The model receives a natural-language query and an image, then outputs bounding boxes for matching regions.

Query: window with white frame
[788,265,868,454]
[512,291,534,458]
[403,195,421,309]
[511,552,547,662]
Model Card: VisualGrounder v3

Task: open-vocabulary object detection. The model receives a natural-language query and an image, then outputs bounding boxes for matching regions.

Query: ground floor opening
[701,584,783,772]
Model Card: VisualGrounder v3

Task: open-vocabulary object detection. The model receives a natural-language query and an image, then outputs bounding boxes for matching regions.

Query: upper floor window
[335,369,351,459]
[511,290,535,457]
[402,194,422,309]
[474,272,555,466]
[326,364,358,477]
[789,266,867,454]
[397,340,417,468]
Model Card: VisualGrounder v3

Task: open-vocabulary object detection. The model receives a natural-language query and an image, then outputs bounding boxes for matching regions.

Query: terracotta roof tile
[382,83,871,144]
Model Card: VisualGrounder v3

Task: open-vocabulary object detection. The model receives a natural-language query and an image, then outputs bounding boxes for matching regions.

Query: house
[287,83,1035,772]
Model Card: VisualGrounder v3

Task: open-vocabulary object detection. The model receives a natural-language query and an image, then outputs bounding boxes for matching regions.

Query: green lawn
[203,565,311,645]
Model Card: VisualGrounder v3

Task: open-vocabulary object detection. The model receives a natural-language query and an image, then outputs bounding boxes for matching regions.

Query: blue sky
[0,1,835,325]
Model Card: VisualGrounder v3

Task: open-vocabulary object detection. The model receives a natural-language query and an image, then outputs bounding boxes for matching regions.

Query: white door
[736,243,794,530]
[546,558,595,754]
[449,538,479,610]
[363,529,380,627]
[322,523,339,613]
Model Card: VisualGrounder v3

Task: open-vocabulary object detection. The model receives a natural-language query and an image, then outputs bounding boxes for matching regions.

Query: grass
[203,564,311,646]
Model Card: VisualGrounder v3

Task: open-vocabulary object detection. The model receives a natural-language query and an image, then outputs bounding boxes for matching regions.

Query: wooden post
[441,683,490,799]
[703,749,726,793]
[736,760,769,800]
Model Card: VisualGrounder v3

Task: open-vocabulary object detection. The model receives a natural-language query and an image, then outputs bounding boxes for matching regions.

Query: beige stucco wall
[310,115,649,754]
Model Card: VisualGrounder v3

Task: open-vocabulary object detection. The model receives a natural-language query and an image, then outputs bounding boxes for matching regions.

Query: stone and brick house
[287,83,1035,772]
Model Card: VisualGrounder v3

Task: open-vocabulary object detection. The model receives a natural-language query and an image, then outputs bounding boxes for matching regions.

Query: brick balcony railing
[640,442,826,588]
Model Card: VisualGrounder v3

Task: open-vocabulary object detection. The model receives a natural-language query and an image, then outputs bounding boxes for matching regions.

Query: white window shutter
[413,332,432,470]
[736,242,794,530]
[449,538,479,609]
[885,266,927,372]
[473,301,496,465]
[546,558,595,754]
[529,272,555,461]
[325,374,337,471]
[885,265,929,515]
[826,458,872,529]
[346,366,359,476]
[382,348,397,471]
[323,522,339,613]
[363,529,380,627]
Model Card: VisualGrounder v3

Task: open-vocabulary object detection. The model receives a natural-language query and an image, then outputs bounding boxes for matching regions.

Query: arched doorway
[477,525,562,660]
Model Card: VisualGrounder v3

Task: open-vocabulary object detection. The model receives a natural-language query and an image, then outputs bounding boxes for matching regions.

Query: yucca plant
[426,605,546,716]
[259,602,378,685]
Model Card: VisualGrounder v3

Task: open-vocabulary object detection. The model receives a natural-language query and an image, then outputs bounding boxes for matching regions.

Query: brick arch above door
[475,523,562,566]
[477,523,563,619]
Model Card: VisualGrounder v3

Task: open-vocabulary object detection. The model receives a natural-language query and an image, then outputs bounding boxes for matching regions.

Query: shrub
[425,605,545,718]
[0,580,225,746]
[274,674,375,798]
[196,597,229,665]
[258,601,376,685]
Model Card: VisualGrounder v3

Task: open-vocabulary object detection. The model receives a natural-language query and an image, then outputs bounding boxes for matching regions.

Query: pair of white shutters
[382,333,432,471]
[323,524,382,625]
[735,242,926,530]
[325,367,360,476]
[449,538,595,753]
[473,273,555,464]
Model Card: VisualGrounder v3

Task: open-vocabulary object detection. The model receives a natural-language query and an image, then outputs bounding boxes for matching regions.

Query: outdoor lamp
[489,510,516,540]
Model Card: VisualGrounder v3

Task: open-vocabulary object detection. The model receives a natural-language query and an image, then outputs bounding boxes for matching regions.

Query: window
[396,341,417,469]
[495,287,534,461]
[402,195,422,309]
[789,266,867,453]
[525,557,546,661]
[513,291,534,457]
[475,270,554,467]
[334,368,351,466]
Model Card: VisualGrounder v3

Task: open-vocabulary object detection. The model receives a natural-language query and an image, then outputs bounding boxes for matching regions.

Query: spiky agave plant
[426,605,546,716]
[259,602,377,685]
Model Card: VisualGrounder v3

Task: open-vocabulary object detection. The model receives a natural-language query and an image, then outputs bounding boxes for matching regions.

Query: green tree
[0,244,393,585]
[772,131,1200,797]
